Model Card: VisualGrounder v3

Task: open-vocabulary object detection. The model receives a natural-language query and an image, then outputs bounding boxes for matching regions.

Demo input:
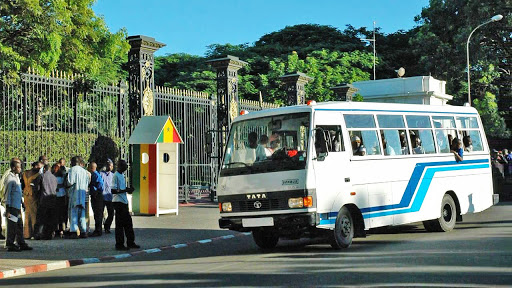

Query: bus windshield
[221,112,310,176]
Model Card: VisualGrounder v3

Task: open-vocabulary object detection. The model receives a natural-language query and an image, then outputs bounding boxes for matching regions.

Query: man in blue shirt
[88,162,104,237]
[100,159,115,234]
[112,159,139,251]
[4,159,33,251]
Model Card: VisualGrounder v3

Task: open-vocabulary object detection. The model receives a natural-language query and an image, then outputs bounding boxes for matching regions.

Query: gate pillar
[207,55,247,195]
[280,72,313,106]
[331,83,358,101]
[207,55,247,129]
[127,35,166,133]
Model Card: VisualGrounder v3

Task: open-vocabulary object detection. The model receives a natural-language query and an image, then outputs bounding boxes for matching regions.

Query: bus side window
[409,130,436,154]
[350,130,381,156]
[381,129,407,156]
[456,117,483,152]
[316,125,344,152]
[462,130,483,152]
[314,128,328,157]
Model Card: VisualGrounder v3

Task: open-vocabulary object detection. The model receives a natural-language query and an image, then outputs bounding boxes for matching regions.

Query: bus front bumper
[219,212,317,232]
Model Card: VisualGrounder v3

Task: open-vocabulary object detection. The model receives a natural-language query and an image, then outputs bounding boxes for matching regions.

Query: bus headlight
[221,202,232,212]
[288,197,304,208]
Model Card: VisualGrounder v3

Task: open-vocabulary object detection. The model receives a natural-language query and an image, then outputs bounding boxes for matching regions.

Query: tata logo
[253,201,262,209]
[282,179,299,185]
[246,193,267,200]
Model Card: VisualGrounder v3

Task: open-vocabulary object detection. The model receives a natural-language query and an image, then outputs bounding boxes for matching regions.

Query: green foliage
[88,135,120,170]
[261,50,373,103]
[471,65,511,138]
[1,131,93,163]
[411,0,511,121]
[353,93,364,102]
[474,92,511,138]
[154,53,216,94]
[155,24,375,103]
[253,24,365,58]
[0,0,129,83]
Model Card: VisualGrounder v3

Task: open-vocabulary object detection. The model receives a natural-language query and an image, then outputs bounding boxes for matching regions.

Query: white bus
[217,101,496,249]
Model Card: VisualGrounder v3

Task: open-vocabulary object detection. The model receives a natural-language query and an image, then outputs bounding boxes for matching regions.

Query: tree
[0,0,129,82]
[411,0,511,129]
[260,50,373,104]
[474,91,511,138]
[154,53,216,94]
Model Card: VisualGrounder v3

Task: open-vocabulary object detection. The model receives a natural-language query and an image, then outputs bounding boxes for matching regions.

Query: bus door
[312,119,353,217]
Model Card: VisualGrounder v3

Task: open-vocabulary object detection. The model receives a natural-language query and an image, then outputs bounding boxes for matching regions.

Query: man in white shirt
[66,156,90,239]
[112,159,139,251]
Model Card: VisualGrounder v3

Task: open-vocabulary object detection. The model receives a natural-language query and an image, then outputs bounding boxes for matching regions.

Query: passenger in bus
[463,135,473,152]
[329,130,342,152]
[351,136,366,156]
[255,135,272,161]
[448,134,454,149]
[451,138,464,162]
[245,132,258,163]
[411,134,425,154]
[435,131,450,153]
[381,133,396,156]
[268,134,281,153]
[400,132,409,155]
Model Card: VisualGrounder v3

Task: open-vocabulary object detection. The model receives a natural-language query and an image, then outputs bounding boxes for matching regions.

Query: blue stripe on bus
[318,159,489,225]
[314,108,478,115]
[360,159,489,213]
[363,163,489,219]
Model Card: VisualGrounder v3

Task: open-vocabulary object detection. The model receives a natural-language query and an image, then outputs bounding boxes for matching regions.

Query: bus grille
[233,198,287,212]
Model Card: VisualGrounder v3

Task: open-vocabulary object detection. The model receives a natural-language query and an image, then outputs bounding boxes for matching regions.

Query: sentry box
[128,116,183,216]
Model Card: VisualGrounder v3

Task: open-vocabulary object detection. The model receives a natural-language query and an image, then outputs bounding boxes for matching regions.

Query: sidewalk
[0,201,238,278]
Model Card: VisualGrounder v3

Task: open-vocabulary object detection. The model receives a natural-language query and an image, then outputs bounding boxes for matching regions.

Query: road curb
[0,232,251,280]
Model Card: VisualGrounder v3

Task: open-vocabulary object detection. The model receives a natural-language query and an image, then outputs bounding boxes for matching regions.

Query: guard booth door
[158,143,179,215]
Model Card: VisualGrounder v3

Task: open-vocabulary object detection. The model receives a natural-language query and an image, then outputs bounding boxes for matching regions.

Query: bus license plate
[242,217,274,227]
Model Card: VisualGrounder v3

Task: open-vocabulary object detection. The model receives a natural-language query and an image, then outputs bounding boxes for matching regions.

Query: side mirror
[205,132,213,156]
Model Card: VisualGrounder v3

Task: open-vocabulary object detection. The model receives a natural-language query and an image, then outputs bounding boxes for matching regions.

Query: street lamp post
[466,14,503,106]
[361,21,376,81]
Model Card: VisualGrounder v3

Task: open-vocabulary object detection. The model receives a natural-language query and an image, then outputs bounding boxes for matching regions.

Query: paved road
[1,202,512,287]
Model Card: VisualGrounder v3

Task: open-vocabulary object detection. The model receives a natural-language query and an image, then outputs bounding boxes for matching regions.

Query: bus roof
[235,101,479,122]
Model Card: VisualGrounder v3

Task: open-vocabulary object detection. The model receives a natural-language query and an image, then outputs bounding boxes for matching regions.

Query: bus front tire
[330,206,354,249]
[252,229,279,249]
[423,194,457,232]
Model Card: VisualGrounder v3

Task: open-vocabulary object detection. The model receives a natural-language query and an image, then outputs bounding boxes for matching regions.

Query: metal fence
[153,86,215,201]
[0,69,129,172]
[239,98,280,112]
[1,69,280,202]
[153,88,281,201]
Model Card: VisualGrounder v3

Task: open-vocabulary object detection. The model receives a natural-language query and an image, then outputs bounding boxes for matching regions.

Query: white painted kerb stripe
[2,268,26,278]
[46,261,69,271]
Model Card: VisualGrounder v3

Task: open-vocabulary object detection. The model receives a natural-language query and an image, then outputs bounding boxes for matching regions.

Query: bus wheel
[330,206,354,249]
[252,229,279,249]
[426,194,457,232]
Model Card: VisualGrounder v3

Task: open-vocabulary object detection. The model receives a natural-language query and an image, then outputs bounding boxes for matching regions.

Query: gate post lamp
[466,14,503,106]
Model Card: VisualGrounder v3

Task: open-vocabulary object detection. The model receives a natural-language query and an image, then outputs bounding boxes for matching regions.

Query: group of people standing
[0,156,139,252]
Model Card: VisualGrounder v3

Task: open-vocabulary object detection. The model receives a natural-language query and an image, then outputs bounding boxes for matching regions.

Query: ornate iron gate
[153,87,215,201]
[0,69,129,172]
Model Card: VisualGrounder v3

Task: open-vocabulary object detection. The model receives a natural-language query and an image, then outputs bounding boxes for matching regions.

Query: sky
[93,0,431,57]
